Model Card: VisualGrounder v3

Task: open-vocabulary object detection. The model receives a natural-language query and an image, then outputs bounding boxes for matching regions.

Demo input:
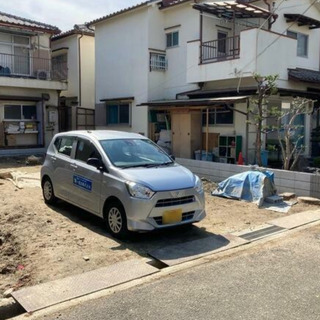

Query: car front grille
[153,211,195,225]
[155,195,195,208]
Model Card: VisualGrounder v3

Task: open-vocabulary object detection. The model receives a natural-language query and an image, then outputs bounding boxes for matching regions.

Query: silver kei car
[41,130,206,238]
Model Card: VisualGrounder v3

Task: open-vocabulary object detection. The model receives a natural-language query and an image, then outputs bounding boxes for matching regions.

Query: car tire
[42,177,57,205]
[104,201,129,239]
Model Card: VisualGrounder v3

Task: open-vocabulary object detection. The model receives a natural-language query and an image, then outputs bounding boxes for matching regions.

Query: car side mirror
[87,158,105,171]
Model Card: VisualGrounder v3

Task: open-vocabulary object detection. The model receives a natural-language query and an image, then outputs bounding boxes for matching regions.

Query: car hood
[117,164,196,191]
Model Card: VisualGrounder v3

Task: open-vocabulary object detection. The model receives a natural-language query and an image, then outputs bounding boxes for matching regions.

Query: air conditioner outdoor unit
[35,70,50,80]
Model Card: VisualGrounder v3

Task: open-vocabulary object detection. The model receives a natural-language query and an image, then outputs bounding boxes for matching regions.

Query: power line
[239,0,319,74]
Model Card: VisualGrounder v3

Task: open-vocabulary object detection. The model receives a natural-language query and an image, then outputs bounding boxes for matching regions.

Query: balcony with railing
[187,28,299,84]
[201,35,240,63]
[0,52,67,81]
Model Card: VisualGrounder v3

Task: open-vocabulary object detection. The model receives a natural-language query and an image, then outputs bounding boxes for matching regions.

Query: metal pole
[206,107,209,160]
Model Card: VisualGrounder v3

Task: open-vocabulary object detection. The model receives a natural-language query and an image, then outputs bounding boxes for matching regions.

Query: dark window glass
[172,31,179,46]
[22,105,37,120]
[202,107,234,125]
[107,105,118,124]
[106,104,130,125]
[202,111,215,125]
[166,31,179,48]
[216,108,233,124]
[75,139,101,163]
[54,137,61,150]
[4,105,21,119]
[119,105,129,123]
[166,33,172,47]
[57,136,74,157]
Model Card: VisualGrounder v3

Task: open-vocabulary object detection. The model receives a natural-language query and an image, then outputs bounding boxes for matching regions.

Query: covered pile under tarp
[212,170,277,207]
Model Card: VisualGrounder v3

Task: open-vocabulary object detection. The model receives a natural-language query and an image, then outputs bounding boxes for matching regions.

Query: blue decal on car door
[73,175,92,192]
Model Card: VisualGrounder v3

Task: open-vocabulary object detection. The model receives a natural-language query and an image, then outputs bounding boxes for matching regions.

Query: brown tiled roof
[0,11,60,34]
[52,24,94,41]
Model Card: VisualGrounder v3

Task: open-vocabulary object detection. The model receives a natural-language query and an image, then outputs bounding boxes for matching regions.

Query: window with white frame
[150,52,167,71]
[287,31,308,57]
[0,32,31,75]
[166,31,179,48]
[4,104,37,120]
[106,104,130,125]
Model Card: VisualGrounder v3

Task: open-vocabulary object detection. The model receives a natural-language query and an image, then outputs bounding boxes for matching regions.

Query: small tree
[250,74,278,166]
[273,97,313,170]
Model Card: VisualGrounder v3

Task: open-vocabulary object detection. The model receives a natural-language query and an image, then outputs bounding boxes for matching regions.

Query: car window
[75,138,101,163]
[100,138,172,168]
[56,136,74,157]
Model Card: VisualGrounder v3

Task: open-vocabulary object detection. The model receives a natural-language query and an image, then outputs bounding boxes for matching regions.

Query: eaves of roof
[52,29,94,41]
[87,1,152,27]
[159,0,192,10]
[0,11,60,34]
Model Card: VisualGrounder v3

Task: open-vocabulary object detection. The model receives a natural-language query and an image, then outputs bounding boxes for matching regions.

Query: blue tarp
[212,170,276,207]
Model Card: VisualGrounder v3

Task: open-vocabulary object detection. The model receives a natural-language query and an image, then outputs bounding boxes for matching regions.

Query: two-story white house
[51,24,95,132]
[0,11,68,155]
[88,0,320,165]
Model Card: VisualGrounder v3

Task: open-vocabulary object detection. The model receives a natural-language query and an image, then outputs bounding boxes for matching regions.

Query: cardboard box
[6,135,16,146]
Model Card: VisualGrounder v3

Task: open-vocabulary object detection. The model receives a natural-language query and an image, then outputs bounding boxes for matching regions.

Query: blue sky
[0,0,144,32]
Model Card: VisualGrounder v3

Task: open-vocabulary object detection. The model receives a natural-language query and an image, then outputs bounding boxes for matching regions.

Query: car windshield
[100,138,174,168]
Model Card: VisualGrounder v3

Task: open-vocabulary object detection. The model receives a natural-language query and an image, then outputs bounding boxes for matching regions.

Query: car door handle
[50,156,57,161]
[70,163,78,169]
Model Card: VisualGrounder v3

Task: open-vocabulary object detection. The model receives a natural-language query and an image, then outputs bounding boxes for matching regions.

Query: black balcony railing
[0,52,67,81]
[201,35,240,63]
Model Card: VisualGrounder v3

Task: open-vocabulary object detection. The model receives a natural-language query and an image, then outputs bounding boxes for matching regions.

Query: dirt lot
[1,158,319,296]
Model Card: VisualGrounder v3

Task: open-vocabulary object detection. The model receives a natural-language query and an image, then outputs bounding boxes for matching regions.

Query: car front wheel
[104,202,128,239]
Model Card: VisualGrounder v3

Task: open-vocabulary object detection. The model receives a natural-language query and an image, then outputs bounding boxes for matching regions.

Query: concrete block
[294,181,310,191]
[294,172,311,183]
[279,178,295,189]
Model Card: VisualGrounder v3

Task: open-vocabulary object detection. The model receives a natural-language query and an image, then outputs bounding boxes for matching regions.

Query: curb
[3,213,320,320]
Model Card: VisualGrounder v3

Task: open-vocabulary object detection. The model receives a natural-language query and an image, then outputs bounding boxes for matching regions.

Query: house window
[150,53,167,71]
[0,32,30,75]
[106,104,130,125]
[166,31,179,48]
[52,54,68,80]
[202,106,234,125]
[4,105,37,120]
[287,31,308,57]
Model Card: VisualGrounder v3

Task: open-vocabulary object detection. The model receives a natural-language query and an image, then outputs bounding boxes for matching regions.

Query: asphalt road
[38,225,320,320]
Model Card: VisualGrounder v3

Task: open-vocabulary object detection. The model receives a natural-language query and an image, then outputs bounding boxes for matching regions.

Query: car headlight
[194,175,203,193]
[126,181,155,199]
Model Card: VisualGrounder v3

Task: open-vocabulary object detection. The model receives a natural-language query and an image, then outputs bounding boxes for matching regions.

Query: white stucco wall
[95,6,150,135]
[80,35,95,109]
[160,3,199,98]
[52,35,79,100]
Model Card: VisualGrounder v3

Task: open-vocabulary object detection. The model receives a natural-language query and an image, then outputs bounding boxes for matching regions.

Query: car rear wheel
[104,202,128,239]
[42,177,57,205]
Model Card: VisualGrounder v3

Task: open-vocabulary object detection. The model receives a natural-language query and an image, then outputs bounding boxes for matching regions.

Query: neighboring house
[51,25,95,132]
[0,11,67,155]
[88,0,320,165]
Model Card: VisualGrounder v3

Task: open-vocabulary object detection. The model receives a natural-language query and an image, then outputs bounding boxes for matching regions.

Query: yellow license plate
[162,209,183,225]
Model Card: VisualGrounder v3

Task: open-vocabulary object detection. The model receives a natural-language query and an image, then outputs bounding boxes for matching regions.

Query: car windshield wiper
[120,162,173,169]
[158,161,174,166]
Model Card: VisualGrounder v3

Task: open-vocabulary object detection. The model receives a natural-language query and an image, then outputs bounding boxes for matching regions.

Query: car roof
[54,130,146,141]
